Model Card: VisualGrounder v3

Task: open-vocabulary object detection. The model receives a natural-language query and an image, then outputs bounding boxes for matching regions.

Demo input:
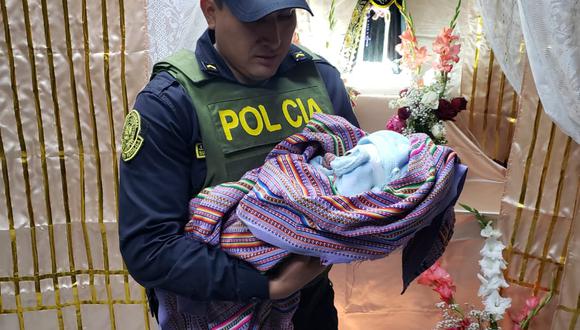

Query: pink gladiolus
[385,115,406,133]
[417,260,455,288]
[398,46,429,72]
[417,261,441,286]
[434,284,455,304]
[418,261,457,305]
[396,28,416,59]
[411,46,429,70]
[396,28,430,71]
[399,27,417,44]
[432,27,461,73]
[434,27,459,48]
[510,296,541,330]
[525,296,540,310]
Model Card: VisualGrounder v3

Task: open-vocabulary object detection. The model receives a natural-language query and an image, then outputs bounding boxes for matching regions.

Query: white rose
[399,96,412,108]
[431,122,446,139]
[421,90,440,109]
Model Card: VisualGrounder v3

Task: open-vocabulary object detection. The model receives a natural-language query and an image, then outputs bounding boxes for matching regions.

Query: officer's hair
[214,0,223,8]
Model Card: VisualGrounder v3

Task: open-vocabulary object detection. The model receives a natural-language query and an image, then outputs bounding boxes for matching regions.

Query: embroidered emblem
[121,109,144,162]
[195,143,206,159]
[205,63,218,72]
[293,52,306,61]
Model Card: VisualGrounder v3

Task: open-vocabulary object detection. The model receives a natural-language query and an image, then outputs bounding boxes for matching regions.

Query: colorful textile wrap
[182,113,467,329]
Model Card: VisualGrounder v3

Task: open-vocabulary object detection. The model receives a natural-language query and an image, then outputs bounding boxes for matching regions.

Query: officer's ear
[201,0,217,29]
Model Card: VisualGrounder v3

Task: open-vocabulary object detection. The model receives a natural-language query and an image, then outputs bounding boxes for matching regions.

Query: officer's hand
[268,255,327,300]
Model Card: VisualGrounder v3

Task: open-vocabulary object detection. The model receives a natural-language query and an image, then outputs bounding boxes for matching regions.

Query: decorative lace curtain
[517,1,580,144]
[147,0,208,65]
[477,0,524,93]
[478,0,580,143]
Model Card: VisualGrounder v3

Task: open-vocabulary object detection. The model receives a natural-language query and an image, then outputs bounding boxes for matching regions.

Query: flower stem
[449,300,465,318]
[520,274,556,329]
[452,307,464,318]
[489,316,499,330]
[440,72,448,98]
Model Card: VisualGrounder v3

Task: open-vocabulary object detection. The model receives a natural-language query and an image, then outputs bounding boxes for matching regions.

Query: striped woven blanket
[182,114,467,329]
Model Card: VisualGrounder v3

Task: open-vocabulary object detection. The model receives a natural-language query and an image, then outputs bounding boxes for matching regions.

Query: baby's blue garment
[330,130,410,196]
[309,155,334,177]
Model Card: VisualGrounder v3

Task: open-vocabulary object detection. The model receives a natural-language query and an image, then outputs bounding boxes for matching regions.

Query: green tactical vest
[153,49,334,188]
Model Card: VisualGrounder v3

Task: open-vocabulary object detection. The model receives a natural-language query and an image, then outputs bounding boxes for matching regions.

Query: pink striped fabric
[181,114,466,329]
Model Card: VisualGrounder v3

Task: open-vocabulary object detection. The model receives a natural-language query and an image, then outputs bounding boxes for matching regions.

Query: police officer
[119,0,359,328]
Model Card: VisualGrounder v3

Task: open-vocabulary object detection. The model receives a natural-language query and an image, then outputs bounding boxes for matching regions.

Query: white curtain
[478,0,580,144]
[147,0,208,65]
[517,0,580,144]
[477,0,524,93]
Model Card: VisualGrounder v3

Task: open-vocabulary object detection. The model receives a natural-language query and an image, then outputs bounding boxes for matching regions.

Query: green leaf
[449,0,462,29]
[459,203,491,228]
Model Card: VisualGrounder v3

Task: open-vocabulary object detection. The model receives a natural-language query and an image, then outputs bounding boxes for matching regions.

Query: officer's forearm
[120,231,269,302]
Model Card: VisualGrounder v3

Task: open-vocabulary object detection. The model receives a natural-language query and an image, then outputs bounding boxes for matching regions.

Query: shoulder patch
[292,51,307,62]
[195,143,206,159]
[121,109,144,162]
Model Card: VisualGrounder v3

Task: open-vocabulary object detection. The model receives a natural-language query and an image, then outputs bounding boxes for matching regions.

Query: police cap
[221,0,313,22]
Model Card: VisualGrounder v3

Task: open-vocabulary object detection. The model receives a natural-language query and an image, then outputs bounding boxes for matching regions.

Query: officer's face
[206,2,297,84]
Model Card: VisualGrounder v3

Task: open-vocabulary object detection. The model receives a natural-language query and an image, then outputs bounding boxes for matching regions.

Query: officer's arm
[118,76,269,302]
[315,62,360,128]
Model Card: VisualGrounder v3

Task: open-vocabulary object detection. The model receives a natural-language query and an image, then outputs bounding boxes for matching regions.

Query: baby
[310,130,411,196]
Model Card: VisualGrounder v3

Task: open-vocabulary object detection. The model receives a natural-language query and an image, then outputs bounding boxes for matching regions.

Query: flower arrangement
[386,0,467,144]
[417,205,554,330]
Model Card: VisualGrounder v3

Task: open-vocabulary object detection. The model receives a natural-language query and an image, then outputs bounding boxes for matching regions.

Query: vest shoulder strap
[154,46,326,84]
[152,49,209,83]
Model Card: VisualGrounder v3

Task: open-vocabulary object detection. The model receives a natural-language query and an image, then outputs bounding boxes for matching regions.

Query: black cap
[221,0,313,22]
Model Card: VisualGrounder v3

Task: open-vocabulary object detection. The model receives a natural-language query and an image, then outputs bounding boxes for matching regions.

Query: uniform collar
[194,29,313,85]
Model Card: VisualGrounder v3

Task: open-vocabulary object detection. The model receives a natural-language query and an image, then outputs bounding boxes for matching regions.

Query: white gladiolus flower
[477,274,509,297]
[479,258,507,277]
[476,219,511,324]
[421,90,440,109]
[482,291,511,320]
[481,224,502,238]
[477,274,490,297]
[479,238,505,259]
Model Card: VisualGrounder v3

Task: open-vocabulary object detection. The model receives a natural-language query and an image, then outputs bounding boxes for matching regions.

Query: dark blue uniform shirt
[119,30,359,313]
